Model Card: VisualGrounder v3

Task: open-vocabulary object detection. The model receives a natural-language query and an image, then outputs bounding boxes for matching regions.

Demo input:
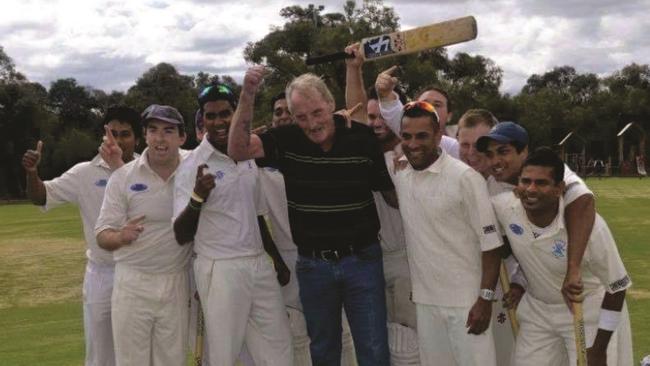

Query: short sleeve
[172,156,196,222]
[562,165,593,205]
[461,169,503,252]
[43,163,84,210]
[378,97,403,137]
[584,216,631,294]
[95,168,128,236]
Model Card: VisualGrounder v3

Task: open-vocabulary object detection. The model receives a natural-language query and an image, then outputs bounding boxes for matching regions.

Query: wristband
[598,309,621,331]
[191,191,205,203]
[188,199,202,211]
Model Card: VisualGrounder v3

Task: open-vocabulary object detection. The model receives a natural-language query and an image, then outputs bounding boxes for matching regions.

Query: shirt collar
[512,195,566,236]
[196,137,230,162]
[91,152,140,170]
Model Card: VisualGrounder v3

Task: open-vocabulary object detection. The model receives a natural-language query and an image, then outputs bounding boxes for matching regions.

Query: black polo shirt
[256,115,394,251]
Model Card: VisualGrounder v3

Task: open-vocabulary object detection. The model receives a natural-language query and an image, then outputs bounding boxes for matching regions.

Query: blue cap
[476,122,529,152]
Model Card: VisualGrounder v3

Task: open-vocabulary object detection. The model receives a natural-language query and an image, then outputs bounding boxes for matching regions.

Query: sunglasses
[403,100,436,114]
[199,84,233,99]
[204,109,233,120]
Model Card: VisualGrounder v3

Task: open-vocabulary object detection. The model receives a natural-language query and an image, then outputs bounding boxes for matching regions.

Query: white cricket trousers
[194,253,293,366]
[513,291,633,366]
[416,303,496,366]
[111,264,189,366]
[83,261,115,366]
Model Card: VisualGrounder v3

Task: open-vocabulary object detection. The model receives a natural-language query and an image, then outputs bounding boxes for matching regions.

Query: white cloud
[1,0,648,95]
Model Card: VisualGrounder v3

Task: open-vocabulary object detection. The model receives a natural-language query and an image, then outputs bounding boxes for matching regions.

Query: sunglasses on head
[403,100,436,114]
[199,84,233,99]
[204,109,233,120]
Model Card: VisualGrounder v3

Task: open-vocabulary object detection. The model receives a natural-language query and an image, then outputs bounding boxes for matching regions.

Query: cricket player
[374,66,460,158]
[343,44,420,365]
[173,84,292,366]
[491,147,633,365]
[95,104,191,366]
[476,122,597,309]
[392,100,503,365]
[21,105,140,366]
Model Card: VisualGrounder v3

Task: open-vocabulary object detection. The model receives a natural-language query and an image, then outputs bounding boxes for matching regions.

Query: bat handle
[499,261,520,337]
[573,302,588,366]
[306,51,354,65]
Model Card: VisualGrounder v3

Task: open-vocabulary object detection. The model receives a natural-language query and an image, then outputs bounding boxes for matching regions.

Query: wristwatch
[479,288,497,301]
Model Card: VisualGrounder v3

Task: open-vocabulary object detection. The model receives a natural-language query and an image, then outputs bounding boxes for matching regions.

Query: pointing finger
[197,164,208,178]
[36,140,43,154]
[104,125,117,145]
[346,102,362,115]
[127,215,146,226]
[381,65,399,76]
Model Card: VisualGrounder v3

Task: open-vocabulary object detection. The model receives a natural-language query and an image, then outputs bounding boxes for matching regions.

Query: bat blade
[572,302,588,366]
[306,16,477,66]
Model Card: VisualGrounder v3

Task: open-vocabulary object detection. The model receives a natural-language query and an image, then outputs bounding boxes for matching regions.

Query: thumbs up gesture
[22,140,43,173]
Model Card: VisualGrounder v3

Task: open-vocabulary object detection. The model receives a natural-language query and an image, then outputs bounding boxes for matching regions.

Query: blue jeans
[296,243,390,366]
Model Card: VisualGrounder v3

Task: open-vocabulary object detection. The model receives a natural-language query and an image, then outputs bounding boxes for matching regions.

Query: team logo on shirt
[95,179,108,187]
[130,183,148,192]
[552,239,566,258]
[214,170,225,180]
[509,224,524,235]
[483,225,497,234]
[497,312,507,324]
[609,275,631,292]
[247,161,253,169]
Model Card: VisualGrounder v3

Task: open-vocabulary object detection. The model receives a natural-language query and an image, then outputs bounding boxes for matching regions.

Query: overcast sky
[1,0,648,94]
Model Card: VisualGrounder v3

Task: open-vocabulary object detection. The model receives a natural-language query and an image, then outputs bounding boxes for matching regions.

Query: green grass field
[0,178,648,364]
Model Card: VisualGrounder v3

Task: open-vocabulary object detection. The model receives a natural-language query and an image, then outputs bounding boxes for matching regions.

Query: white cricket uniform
[378,98,460,159]
[42,153,140,366]
[492,193,633,366]
[392,150,502,365]
[374,148,420,365]
[487,164,592,364]
[95,149,192,366]
[173,138,292,366]
[258,166,357,366]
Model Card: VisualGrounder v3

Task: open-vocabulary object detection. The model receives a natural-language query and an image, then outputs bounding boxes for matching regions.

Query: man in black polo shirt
[229,66,396,366]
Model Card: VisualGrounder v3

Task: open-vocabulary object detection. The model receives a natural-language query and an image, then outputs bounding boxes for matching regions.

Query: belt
[298,242,374,262]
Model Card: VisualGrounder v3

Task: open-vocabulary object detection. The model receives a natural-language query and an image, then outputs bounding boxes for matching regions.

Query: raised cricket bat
[306,16,477,65]
[572,302,588,366]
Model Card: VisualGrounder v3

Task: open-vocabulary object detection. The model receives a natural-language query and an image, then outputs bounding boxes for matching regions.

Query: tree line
[1,0,649,199]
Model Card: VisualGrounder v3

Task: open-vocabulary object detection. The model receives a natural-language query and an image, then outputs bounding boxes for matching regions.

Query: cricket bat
[572,302,588,366]
[194,299,205,366]
[499,261,520,337]
[306,16,477,65]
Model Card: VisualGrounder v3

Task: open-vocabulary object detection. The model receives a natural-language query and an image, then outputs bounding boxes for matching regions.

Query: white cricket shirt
[393,150,503,307]
[373,149,406,253]
[95,148,191,273]
[492,193,631,304]
[173,138,264,260]
[379,98,460,159]
[258,167,296,251]
[43,154,139,266]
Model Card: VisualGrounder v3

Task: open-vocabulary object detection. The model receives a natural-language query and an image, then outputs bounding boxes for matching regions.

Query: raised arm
[344,43,368,123]
[228,66,266,162]
[375,65,403,136]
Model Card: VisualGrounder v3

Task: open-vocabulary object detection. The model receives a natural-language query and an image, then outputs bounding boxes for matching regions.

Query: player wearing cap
[173,84,292,366]
[373,67,460,158]
[343,46,420,365]
[390,100,502,365]
[476,122,597,309]
[22,106,139,366]
[491,147,633,366]
[95,104,191,366]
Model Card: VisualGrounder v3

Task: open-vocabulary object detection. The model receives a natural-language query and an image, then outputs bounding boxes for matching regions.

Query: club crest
[130,183,148,192]
[552,239,566,258]
[95,178,108,187]
[509,223,524,235]
[214,170,225,180]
